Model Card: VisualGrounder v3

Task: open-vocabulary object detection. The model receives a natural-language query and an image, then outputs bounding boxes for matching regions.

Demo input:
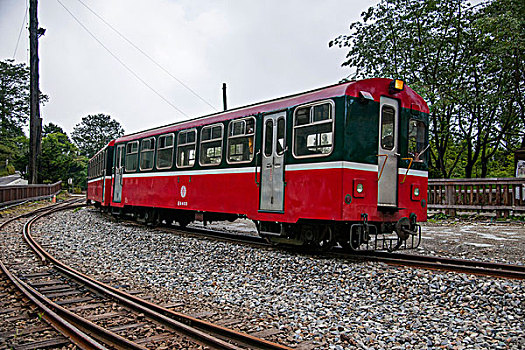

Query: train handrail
[254,150,261,186]
[401,157,414,184]
[376,154,388,181]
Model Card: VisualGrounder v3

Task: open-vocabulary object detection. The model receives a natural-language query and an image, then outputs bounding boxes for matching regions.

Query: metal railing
[428,178,525,216]
[0,181,62,206]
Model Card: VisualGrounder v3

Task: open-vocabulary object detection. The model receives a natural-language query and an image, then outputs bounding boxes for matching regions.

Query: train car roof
[89,140,115,162]
[115,78,429,143]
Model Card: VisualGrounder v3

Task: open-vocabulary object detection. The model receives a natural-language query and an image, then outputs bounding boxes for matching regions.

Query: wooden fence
[0,181,62,206]
[428,178,525,217]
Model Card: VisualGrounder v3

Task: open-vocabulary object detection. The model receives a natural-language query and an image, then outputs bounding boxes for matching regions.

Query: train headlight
[353,179,365,198]
[389,79,405,94]
[411,185,421,201]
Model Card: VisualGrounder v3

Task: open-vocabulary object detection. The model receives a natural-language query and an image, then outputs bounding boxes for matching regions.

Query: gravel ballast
[35,208,524,349]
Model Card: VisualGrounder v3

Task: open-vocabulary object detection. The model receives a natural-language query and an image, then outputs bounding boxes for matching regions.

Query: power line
[75,0,219,112]
[55,0,189,118]
[13,1,29,59]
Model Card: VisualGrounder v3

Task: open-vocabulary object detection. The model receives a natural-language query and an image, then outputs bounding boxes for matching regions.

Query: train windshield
[408,119,426,162]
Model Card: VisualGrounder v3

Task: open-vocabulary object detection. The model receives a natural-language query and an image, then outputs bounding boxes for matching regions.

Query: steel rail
[25,204,292,350]
[358,251,525,280]
[0,202,111,350]
[3,260,147,350]
[0,261,110,350]
[150,219,525,281]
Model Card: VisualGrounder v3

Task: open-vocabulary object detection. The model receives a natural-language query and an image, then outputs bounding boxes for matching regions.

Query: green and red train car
[87,78,429,251]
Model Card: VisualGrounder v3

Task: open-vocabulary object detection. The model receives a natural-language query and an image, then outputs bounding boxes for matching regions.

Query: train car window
[294,107,310,126]
[293,101,334,158]
[277,118,285,155]
[103,150,107,176]
[408,119,426,162]
[96,154,100,177]
[227,117,255,163]
[380,106,395,150]
[264,119,274,157]
[313,104,331,122]
[200,124,223,166]
[140,137,155,171]
[177,129,197,168]
[157,134,174,169]
[125,141,139,172]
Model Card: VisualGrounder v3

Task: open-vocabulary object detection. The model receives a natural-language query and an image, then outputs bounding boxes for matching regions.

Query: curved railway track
[154,219,525,280]
[0,200,291,350]
[354,251,525,280]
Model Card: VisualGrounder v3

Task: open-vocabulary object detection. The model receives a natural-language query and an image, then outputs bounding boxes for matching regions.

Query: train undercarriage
[256,215,421,252]
[95,202,421,252]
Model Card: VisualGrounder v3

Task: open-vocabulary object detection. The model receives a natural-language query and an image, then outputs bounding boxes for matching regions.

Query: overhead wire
[74,0,219,112]
[13,1,29,59]
[55,0,190,118]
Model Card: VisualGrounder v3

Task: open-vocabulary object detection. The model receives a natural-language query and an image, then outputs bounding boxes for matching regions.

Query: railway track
[355,251,525,280]
[0,200,291,350]
[154,219,525,280]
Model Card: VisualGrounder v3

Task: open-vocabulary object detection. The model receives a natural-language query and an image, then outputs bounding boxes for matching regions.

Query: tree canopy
[40,132,87,188]
[330,0,524,178]
[71,113,124,158]
[43,122,66,138]
[0,59,29,139]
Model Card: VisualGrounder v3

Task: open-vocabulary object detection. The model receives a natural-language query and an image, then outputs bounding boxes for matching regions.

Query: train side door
[102,149,107,202]
[377,96,399,208]
[260,112,286,212]
[113,144,125,203]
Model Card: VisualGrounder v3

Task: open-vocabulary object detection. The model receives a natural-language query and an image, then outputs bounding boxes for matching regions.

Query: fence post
[445,182,456,216]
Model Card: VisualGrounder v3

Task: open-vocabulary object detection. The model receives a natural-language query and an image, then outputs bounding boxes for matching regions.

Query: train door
[102,149,107,202]
[113,144,125,203]
[260,112,286,212]
[377,96,399,208]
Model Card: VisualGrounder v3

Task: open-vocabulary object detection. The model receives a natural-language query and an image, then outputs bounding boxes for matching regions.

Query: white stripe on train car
[122,167,255,178]
[88,176,112,184]
[287,161,378,172]
[87,177,103,184]
[117,161,428,179]
[398,168,428,177]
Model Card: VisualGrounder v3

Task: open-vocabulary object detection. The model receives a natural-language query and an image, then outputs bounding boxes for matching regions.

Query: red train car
[88,78,429,251]
[87,141,114,209]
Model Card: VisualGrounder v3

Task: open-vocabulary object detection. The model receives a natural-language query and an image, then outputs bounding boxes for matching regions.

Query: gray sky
[0,0,373,135]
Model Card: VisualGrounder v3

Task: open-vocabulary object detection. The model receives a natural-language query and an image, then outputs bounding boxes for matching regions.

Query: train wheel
[178,218,190,228]
[317,226,335,251]
[143,209,159,226]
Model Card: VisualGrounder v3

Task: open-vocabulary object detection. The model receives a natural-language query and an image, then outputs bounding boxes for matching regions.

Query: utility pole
[222,83,227,111]
[29,0,42,184]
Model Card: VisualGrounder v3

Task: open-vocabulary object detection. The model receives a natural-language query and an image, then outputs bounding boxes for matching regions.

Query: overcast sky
[0,0,374,135]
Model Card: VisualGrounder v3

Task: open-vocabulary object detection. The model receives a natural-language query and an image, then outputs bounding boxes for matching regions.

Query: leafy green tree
[72,114,124,158]
[40,132,88,188]
[0,59,48,175]
[330,0,524,178]
[0,59,29,139]
[42,122,65,138]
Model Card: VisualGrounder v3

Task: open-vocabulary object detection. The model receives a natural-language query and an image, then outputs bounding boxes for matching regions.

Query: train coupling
[389,214,421,252]
[349,213,421,252]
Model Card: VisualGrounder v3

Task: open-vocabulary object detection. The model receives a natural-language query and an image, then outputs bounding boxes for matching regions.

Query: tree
[0,59,30,139]
[40,132,88,188]
[0,59,47,175]
[71,114,124,158]
[330,0,524,178]
[42,122,65,138]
